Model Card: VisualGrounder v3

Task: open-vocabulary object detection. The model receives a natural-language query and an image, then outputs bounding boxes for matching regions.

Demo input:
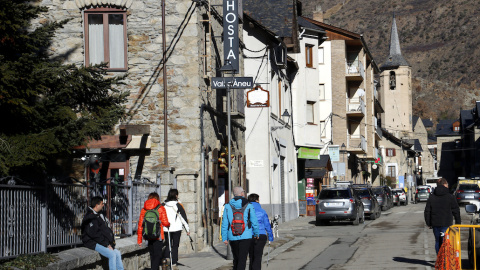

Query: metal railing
[0,175,159,259]
[347,97,366,115]
[346,60,364,79]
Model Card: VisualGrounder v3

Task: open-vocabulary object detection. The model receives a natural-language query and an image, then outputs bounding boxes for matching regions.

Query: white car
[392,189,408,206]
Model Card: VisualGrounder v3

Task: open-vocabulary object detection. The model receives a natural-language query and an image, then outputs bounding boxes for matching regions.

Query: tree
[0,0,129,178]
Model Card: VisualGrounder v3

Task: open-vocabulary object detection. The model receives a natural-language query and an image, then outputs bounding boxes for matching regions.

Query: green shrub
[0,253,58,270]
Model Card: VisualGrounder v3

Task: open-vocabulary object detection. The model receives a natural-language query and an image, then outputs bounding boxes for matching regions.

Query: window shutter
[392,149,396,156]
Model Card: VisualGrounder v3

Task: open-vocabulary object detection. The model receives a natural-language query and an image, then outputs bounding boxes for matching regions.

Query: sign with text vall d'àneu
[247,86,269,108]
[223,0,239,72]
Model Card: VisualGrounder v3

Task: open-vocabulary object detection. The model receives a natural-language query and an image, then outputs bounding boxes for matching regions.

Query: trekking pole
[266,241,270,267]
[167,228,173,270]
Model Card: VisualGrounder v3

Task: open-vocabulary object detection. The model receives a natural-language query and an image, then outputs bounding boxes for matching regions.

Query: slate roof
[460,109,475,130]
[412,116,420,129]
[435,119,459,136]
[243,0,296,38]
[380,15,410,70]
[422,118,434,128]
[297,16,325,33]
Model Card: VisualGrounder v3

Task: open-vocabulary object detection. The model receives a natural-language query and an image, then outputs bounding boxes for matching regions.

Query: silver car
[315,187,365,226]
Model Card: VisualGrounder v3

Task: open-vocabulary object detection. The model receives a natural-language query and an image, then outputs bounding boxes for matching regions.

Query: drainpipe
[162,0,168,165]
[200,104,207,244]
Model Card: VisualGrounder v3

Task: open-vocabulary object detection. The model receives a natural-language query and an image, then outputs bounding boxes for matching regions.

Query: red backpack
[230,203,249,236]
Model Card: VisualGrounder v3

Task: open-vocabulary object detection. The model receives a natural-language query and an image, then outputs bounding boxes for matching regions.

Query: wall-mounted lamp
[271,109,291,131]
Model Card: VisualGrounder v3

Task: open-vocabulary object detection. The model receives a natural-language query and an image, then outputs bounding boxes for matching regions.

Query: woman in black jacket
[81,196,124,270]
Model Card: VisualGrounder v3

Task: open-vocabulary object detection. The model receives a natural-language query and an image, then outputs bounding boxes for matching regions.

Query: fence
[0,176,159,259]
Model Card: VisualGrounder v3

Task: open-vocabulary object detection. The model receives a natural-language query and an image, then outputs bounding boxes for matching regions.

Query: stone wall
[39,0,245,256]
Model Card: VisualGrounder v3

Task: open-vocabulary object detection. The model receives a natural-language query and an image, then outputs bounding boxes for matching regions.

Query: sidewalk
[176,216,315,270]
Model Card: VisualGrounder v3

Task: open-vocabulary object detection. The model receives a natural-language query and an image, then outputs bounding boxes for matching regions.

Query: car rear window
[458,184,480,190]
[355,189,370,197]
[372,188,384,195]
[319,189,350,199]
[418,189,429,193]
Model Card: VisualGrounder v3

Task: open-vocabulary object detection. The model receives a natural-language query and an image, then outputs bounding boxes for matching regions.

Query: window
[453,122,460,132]
[278,80,282,116]
[305,44,314,68]
[319,84,325,100]
[318,47,324,64]
[386,148,396,157]
[389,71,396,90]
[306,101,315,124]
[320,121,326,137]
[85,8,127,70]
[387,166,396,178]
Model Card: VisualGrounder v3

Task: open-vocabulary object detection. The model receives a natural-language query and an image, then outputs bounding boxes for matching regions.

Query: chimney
[313,5,324,23]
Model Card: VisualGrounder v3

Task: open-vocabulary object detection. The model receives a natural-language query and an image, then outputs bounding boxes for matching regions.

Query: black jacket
[424,185,461,227]
[81,207,115,250]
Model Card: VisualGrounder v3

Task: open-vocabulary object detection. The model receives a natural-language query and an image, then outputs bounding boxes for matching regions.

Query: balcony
[346,61,364,81]
[347,135,366,154]
[346,97,365,117]
[373,116,382,140]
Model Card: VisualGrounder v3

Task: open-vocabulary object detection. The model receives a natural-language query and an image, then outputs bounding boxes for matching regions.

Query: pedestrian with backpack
[221,186,259,270]
[247,193,274,270]
[137,192,170,270]
[162,189,190,270]
[81,196,124,270]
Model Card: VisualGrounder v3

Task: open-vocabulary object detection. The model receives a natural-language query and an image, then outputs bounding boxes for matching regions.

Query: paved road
[268,201,472,270]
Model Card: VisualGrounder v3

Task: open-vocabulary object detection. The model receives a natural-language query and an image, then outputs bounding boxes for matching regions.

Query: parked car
[352,185,381,220]
[392,189,408,206]
[372,186,392,211]
[465,204,480,268]
[315,186,365,226]
[415,188,430,202]
[455,184,480,205]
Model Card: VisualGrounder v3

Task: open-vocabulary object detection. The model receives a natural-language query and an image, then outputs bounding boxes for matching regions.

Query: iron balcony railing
[346,60,365,79]
[347,97,366,115]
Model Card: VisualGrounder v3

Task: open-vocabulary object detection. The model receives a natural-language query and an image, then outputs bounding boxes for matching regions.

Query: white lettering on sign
[223,0,239,71]
[249,160,264,167]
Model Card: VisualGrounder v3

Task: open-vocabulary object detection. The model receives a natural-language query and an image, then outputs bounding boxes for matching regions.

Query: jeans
[95,244,125,270]
[230,239,252,270]
[433,226,449,254]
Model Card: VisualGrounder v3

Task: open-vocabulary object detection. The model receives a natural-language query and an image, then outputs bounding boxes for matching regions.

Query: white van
[425,178,440,190]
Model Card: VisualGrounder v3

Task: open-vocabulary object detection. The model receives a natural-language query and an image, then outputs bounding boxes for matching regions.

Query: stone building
[39,0,250,253]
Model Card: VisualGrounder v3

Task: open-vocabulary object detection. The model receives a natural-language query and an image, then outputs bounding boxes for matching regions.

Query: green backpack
[142,205,161,240]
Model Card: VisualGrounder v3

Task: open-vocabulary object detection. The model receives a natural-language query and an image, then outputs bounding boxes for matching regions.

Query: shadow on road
[392,257,435,267]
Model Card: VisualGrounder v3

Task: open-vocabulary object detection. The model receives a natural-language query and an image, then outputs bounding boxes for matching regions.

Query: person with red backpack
[221,186,259,270]
[137,192,170,270]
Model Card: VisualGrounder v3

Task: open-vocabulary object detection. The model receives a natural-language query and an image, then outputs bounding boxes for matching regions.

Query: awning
[125,135,151,149]
[305,155,333,171]
[73,135,151,151]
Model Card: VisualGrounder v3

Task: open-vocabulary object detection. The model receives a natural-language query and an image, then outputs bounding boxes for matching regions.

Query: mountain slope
[302,0,480,123]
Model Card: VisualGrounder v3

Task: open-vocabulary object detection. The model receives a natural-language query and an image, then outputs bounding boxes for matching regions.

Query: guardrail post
[128,176,133,235]
[41,182,48,253]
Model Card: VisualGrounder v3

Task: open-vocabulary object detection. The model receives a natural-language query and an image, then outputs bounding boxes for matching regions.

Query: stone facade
[39,0,246,254]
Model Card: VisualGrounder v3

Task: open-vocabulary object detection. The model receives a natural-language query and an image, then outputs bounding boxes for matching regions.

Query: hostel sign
[223,0,239,72]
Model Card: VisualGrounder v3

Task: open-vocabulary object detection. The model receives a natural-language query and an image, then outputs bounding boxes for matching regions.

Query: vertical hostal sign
[223,0,239,72]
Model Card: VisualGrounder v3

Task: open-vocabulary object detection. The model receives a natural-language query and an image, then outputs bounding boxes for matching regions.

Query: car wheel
[360,211,365,224]
[376,209,381,218]
[381,206,387,211]
[352,211,360,226]
[370,211,376,220]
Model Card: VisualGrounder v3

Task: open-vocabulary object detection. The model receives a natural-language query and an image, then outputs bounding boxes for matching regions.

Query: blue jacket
[251,202,274,242]
[221,197,259,241]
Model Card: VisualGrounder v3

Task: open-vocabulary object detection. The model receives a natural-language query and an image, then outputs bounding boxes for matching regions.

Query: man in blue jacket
[222,186,259,270]
[247,193,274,270]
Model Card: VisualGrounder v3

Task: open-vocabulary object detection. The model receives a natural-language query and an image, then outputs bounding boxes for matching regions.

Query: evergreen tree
[0,0,129,178]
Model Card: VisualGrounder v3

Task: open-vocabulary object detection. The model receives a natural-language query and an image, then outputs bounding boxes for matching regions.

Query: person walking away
[137,193,170,270]
[424,178,461,254]
[162,189,190,270]
[81,196,124,270]
[221,186,260,270]
[247,193,274,270]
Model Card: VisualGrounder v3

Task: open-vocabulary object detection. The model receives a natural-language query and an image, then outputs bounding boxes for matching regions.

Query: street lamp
[341,143,346,181]
[271,109,291,131]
